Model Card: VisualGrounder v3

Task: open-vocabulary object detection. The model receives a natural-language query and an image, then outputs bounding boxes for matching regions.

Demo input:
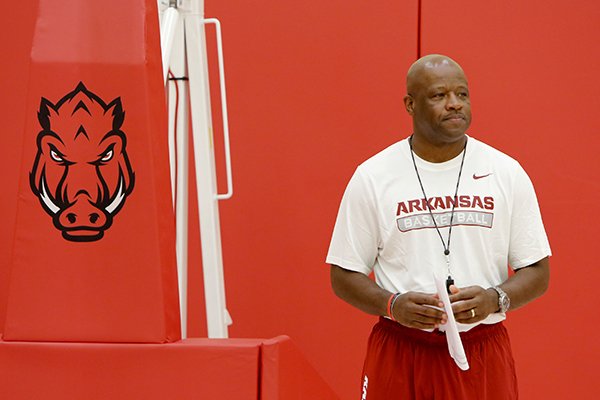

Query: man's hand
[448,285,497,324]
[392,292,447,330]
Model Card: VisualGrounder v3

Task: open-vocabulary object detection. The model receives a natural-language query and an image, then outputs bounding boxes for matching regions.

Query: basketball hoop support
[159,0,233,339]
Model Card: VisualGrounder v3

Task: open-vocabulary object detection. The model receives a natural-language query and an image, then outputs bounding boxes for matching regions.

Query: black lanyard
[408,135,467,293]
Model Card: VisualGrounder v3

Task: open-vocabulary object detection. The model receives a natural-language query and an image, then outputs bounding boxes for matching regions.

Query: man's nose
[446,93,463,110]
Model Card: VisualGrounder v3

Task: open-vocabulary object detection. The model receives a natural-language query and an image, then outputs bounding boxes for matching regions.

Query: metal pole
[161,0,190,339]
[184,0,231,338]
[160,0,232,339]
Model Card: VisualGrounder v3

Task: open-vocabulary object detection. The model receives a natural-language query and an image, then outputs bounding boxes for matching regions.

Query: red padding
[261,336,340,400]
[0,339,261,400]
[3,0,180,342]
[0,336,338,399]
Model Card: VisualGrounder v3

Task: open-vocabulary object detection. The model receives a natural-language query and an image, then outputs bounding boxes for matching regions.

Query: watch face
[500,293,510,312]
[494,287,510,312]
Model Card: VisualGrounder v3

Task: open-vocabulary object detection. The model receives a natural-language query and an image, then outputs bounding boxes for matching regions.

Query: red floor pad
[261,336,340,400]
[0,338,261,400]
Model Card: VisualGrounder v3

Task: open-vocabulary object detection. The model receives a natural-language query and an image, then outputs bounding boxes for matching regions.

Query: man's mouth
[444,114,464,121]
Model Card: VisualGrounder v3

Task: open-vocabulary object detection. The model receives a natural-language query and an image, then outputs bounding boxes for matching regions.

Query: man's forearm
[331,264,447,329]
[330,264,392,317]
[497,256,550,311]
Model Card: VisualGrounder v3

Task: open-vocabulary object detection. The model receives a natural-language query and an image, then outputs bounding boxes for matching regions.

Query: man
[326,54,550,399]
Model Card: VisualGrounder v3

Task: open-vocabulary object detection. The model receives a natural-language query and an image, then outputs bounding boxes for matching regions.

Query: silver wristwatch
[491,286,510,313]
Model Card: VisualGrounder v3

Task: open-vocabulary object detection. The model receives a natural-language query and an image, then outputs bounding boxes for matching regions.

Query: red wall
[1,1,598,399]
[420,2,600,399]
[204,1,599,398]
[201,1,418,398]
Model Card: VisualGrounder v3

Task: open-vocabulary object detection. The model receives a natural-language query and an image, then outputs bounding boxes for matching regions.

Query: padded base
[0,336,338,399]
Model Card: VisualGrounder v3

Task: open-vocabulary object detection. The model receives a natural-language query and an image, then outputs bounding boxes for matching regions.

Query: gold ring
[470,309,476,318]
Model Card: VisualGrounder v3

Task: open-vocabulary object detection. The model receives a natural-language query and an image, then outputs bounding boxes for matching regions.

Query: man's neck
[409,134,467,163]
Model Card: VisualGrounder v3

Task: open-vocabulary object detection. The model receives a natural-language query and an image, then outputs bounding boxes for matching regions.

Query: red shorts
[361,317,518,400]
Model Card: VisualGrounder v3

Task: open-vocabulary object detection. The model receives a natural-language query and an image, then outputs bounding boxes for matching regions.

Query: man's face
[405,63,471,144]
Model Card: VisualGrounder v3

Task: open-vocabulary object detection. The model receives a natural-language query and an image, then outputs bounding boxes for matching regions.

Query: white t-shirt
[326,136,551,329]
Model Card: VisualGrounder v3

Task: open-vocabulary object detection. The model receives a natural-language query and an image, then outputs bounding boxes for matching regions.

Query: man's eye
[50,149,63,162]
[101,149,113,162]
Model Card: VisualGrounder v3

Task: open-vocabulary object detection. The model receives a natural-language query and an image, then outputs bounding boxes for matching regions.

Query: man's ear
[404,95,415,115]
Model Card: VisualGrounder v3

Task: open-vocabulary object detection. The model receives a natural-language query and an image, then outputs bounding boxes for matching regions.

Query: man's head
[404,54,471,145]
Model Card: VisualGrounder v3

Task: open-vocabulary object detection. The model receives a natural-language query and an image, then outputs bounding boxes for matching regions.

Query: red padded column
[3,0,180,342]
[0,0,37,337]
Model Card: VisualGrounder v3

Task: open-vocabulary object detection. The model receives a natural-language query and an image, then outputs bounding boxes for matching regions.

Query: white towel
[433,272,470,371]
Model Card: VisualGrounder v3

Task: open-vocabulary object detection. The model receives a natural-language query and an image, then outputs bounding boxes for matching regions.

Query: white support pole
[172,18,190,340]
[184,1,230,338]
[161,1,190,339]
[160,0,232,339]
[160,7,180,84]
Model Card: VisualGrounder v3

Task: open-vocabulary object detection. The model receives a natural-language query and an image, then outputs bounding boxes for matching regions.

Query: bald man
[327,55,550,399]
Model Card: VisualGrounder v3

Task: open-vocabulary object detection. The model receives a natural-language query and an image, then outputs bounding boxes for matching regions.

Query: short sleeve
[326,168,380,275]
[508,165,552,269]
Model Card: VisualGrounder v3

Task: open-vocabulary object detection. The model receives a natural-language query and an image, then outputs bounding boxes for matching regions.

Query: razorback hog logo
[30,82,135,242]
